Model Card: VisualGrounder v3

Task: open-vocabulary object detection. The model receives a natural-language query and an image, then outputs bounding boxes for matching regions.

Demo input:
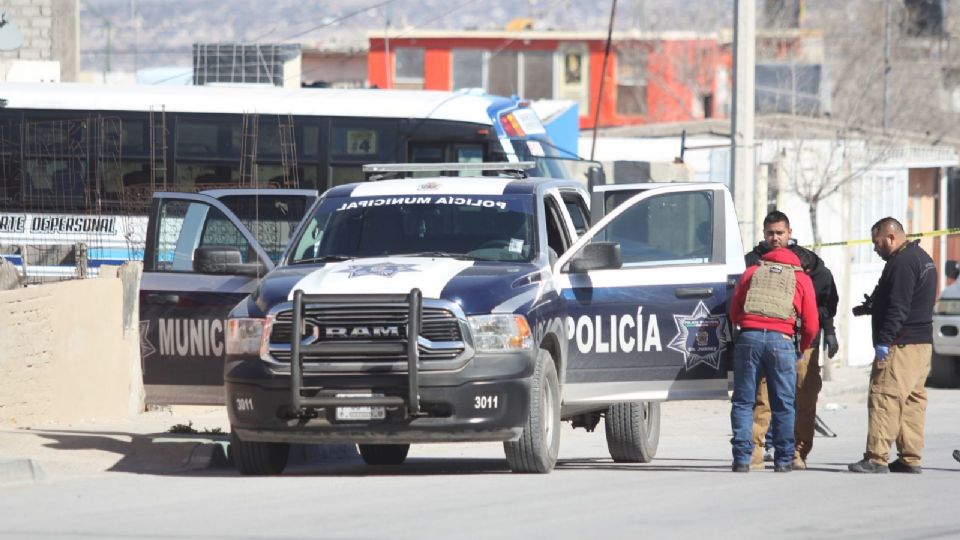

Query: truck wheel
[504,349,560,473]
[604,401,661,463]
[230,431,289,475]
[927,353,960,388]
[358,444,410,465]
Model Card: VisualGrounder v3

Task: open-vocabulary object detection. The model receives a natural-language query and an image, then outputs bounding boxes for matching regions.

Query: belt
[740,328,790,336]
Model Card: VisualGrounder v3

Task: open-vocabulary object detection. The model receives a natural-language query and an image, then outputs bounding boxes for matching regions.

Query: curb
[0,459,45,486]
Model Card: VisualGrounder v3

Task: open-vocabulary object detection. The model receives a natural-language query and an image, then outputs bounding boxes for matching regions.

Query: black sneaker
[888,459,922,474]
[774,464,792,473]
[732,463,750,473]
[953,449,960,463]
[848,458,889,473]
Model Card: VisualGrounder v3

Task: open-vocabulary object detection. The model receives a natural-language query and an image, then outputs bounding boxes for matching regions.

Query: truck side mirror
[566,242,622,273]
[947,260,960,280]
[193,245,265,276]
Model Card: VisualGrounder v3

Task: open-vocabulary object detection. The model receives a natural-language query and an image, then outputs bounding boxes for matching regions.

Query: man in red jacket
[729,247,819,472]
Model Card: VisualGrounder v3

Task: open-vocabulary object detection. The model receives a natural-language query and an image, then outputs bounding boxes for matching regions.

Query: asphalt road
[1,389,959,540]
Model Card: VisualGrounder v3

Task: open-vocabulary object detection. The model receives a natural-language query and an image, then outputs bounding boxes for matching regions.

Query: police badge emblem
[667,301,731,370]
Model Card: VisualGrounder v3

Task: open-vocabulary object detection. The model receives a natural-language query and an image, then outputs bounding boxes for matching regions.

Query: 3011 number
[474,395,499,409]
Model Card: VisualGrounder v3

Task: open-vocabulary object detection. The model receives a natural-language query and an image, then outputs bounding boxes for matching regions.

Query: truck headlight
[468,314,533,352]
[226,317,272,358]
[935,299,960,315]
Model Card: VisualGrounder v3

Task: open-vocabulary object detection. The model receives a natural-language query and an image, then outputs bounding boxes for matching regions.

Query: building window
[488,51,519,97]
[616,46,647,116]
[851,171,908,265]
[484,50,555,100]
[902,0,944,38]
[452,49,484,90]
[557,46,589,112]
[394,47,424,89]
[762,0,803,29]
[522,51,554,100]
[943,68,960,113]
[755,63,823,116]
[946,168,960,234]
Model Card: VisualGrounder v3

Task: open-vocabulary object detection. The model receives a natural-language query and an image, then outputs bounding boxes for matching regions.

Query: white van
[931,262,960,387]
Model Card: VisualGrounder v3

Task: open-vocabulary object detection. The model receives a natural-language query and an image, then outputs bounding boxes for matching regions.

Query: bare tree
[758,0,960,245]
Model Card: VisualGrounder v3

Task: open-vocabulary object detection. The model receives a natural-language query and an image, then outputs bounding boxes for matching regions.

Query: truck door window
[152,199,255,272]
[544,197,571,257]
[599,191,714,266]
[560,192,589,236]
[215,194,310,263]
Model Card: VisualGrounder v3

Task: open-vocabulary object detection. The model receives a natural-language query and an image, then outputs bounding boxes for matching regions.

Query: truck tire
[358,444,410,465]
[604,401,661,463]
[230,431,289,475]
[504,349,561,473]
[927,353,960,388]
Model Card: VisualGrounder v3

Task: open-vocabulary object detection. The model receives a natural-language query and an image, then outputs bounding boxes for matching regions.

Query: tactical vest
[743,260,800,320]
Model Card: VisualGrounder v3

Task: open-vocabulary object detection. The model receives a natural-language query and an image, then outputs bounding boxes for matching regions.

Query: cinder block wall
[0,0,79,81]
[0,275,132,425]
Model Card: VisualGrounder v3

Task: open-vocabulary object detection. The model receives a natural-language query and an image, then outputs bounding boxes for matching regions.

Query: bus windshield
[290,194,536,264]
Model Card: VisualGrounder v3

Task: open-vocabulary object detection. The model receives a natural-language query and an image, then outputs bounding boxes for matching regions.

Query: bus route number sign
[347,130,378,155]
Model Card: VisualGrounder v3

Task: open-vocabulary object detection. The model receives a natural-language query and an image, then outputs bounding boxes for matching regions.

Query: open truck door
[555,183,745,407]
[140,190,316,405]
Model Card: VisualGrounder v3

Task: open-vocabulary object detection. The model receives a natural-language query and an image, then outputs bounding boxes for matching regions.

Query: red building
[367,29,818,129]
[367,30,820,129]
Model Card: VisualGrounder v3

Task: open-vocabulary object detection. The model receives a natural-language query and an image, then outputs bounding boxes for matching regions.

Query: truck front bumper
[225,351,535,444]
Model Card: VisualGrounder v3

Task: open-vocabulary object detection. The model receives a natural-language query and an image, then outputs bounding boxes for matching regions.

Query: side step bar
[289,288,423,416]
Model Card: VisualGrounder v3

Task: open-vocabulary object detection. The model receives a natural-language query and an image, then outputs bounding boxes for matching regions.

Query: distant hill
[79,0,735,72]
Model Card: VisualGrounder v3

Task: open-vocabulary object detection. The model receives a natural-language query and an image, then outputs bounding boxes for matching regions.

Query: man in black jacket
[745,211,840,470]
[849,217,936,473]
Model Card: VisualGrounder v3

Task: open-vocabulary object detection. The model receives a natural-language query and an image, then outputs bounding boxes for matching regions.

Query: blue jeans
[730,329,798,466]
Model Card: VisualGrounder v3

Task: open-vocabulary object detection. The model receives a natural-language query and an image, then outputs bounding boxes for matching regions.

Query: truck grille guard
[289,288,426,417]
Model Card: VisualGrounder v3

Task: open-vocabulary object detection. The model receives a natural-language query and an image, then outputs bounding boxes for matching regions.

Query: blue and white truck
[141,162,745,474]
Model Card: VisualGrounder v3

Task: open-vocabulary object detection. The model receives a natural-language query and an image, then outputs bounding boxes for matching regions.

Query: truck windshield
[289,194,535,263]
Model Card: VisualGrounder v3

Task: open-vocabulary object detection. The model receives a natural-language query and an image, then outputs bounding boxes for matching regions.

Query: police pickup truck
[214,162,747,475]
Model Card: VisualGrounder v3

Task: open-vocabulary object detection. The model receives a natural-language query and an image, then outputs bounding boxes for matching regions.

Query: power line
[257,0,401,43]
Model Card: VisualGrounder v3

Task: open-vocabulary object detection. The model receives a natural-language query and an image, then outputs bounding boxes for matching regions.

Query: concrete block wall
[0,0,79,81]
[0,264,142,426]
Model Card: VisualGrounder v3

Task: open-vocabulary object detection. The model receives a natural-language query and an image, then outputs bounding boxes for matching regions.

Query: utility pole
[730,0,756,249]
[882,0,891,131]
[81,1,112,82]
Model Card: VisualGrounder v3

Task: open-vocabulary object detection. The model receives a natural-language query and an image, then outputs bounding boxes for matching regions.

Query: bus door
[555,184,740,406]
[140,193,274,405]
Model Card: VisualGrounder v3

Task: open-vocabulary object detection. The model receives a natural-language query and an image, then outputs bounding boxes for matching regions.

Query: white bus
[0,83,573,280]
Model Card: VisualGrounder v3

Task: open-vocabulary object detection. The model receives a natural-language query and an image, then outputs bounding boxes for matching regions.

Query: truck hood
[255,256,544,316]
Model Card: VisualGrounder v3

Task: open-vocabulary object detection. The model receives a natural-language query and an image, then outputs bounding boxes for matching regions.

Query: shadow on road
[9,428,230,474]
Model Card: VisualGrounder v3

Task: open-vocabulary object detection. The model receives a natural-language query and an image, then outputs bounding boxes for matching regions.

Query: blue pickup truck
[140,163,744,474]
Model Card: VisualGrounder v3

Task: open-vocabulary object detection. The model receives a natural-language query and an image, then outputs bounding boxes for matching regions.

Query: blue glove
[874,344,890,363]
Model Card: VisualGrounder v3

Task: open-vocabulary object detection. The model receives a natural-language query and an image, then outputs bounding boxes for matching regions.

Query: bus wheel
[604,401,661,463]
[504,349,560,473]
[358,444,410,465]
[230,430,289,475]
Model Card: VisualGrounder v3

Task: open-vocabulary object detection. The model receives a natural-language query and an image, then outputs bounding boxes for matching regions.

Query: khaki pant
[864,343,931,467]
[751,346,822,465]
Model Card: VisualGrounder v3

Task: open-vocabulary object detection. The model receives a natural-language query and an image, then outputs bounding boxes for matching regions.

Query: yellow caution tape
[804,227,960,249]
